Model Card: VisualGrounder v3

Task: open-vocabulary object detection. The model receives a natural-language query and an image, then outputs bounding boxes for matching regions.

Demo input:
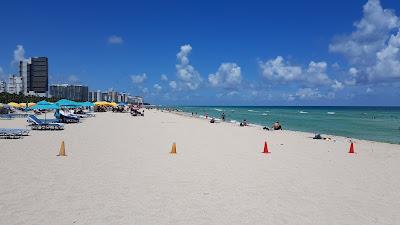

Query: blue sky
[0,0,399,106]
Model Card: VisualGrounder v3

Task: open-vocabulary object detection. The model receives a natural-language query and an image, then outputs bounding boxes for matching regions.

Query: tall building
[128,96,143,105]
[49,84,89,101]
[19,60,29,94]
[6,74,23,94]
[22,57,48,97]
[0,80,6,93]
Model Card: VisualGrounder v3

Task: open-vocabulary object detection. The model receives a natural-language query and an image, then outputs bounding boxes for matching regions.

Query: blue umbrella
[31,101,60,122]
[56,99,80,107]
[118,102,127,106]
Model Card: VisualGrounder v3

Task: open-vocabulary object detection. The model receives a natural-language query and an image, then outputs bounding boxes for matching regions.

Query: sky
[0,0,399,106]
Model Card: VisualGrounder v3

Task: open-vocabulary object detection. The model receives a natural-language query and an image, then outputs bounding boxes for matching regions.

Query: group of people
[200,111,283,130]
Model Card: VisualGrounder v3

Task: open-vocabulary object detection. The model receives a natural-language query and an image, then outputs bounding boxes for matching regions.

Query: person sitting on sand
[210,118,215,123]
[240,119,248,127]
[272,121,282,130]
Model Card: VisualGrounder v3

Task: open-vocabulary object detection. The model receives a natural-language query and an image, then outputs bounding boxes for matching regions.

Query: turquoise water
[173,106,400,144]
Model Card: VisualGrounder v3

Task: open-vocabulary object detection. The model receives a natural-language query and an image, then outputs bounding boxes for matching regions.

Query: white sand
[1,110,400,225]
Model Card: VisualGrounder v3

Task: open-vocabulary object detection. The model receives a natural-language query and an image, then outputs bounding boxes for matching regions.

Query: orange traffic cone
[170,142,177,154]
[262,141,269,154]
[57,141,66,156]
[349,142,355,154]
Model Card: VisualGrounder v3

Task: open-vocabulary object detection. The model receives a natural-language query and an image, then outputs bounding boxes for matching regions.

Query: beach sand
[1,110,400,225]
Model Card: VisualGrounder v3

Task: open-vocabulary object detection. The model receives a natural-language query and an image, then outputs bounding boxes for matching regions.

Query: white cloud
[366,87,373,93]
[331,80,344,90]
[169,80,177,89]
[330,0,400,83]
[306,61,331,85]
[208,63,242,88]
[141,87,149,94]
[259,56,331,86]
[295,88,323,100]
[108,35,124,44]
[130,73,147,84]
[153,83,162,91]
[160,74,168,81]
[12,45,27,66]
[259,56,302,82]
[175,44,202,90]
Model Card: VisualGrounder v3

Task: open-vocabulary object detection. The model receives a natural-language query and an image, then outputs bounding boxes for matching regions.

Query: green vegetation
[0,92,59,104]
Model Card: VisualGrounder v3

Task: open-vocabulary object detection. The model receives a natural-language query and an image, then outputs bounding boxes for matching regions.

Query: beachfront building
[6,74,23,94]
[19,60,29,94]
[17,57,49,97]
[127,96,143,105]
[0,80,6,93]
[50,84,89,101]
[88,90,129,103]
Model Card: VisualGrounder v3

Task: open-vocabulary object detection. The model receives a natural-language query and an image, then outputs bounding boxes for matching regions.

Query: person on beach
[240,119,248,127]
[210,118,215,123]
[221,112,225,121]
[205,113,208,119]
[272,121,282,130]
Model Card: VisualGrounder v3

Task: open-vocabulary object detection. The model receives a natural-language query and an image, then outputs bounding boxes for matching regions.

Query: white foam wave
[299,111,308,114]
[327,112,335,115]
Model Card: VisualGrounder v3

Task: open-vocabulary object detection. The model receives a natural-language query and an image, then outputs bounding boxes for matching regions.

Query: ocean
[173,106,400,144]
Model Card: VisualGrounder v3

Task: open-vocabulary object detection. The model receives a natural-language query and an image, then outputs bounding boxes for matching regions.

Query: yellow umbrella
[8,102,20,108]
[110,102,118,107]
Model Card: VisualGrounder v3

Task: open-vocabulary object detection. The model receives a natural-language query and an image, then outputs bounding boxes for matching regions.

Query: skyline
[0,0,400,106]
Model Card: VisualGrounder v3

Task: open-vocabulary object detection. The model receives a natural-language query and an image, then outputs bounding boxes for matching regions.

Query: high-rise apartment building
[6,74,23,94]
[27,57,48,96]
[49,84,89,101]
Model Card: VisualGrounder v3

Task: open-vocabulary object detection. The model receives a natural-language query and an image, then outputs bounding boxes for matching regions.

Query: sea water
[174,106,400,144]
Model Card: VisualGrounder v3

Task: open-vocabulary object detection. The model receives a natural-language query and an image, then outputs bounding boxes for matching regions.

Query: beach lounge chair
[27,115,64,130]
[0,128,30,139]
[55,110,80,123]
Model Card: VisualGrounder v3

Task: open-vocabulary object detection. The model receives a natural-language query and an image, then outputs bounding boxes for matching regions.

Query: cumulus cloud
[175,44,202,90]
[259,56,302,82]
[130,73,147,84]
[160,74,168,81]
[295,88,323,100]
[12,45,27,66]
[169,81,177,89]
[330,0,400,83]
[331,80,344,90]
[208,63,242,88]
[259,56,331,86]
[108,35,124,44]
[153,83,162,91]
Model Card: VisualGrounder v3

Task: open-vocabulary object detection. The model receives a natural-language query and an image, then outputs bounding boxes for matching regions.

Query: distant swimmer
[272,121,282,130]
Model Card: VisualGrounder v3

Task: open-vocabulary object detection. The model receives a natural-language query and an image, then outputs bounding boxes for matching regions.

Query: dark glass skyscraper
[27,57,48,94]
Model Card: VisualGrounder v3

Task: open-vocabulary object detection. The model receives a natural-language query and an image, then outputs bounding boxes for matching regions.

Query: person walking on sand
[221,112,225,121]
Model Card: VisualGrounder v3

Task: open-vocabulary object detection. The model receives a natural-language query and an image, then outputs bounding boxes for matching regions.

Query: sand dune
[1,110,399,224]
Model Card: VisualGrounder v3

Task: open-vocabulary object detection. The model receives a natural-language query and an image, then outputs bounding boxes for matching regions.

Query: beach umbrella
[31,101,60,122]
[110,102,118,107]
[56,99,80,108]
[8,102,20,108]
[118,102,127,106]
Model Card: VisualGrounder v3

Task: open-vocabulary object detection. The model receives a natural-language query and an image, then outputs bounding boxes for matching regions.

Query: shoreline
[163,109,400,147]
